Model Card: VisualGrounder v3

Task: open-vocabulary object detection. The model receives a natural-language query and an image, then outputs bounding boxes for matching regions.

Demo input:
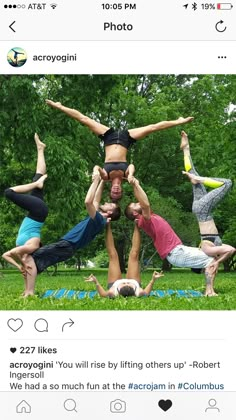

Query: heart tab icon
[7,318,23,332]
[158,399,173,412]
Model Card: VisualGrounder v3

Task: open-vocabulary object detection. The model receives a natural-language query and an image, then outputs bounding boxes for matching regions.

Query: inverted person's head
[99,202,121,221]
[124,202,142,221]
[110,183,123,202]
[110,177,123,202]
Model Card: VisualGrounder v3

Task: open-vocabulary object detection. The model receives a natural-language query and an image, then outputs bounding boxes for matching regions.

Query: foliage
[0,269,236,310]
[1,75,235,270]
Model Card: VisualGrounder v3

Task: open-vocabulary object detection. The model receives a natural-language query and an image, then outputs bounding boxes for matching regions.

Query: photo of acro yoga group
[0,74,235,310]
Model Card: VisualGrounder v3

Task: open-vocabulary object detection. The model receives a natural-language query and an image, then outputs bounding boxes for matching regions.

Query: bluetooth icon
[192,2,197,10]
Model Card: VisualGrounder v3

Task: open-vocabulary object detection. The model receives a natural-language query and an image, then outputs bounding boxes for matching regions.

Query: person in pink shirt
[125,178,219,296]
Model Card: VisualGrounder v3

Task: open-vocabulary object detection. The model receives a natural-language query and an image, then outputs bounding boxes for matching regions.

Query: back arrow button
[9,21,16,33]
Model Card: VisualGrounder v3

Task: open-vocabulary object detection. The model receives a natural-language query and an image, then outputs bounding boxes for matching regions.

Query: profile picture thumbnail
[7,47,27,67]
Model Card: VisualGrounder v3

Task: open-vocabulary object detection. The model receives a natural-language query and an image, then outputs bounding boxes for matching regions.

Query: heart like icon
[10,348,17,353]
[7,318,23,332]
[158,399,173,412]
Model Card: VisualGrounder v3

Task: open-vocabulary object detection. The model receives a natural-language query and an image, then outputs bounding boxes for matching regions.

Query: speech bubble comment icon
[7,318,23,332]
[34,318,49,333]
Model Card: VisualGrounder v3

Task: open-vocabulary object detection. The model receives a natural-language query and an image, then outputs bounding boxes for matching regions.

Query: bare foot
[182,171,199,184]
[22,291,35,298]
[34,133,46,151]
[46,99,62,109]
[177,116,194,125]
[35,174,47,189]
[180,130,190,150]
[204,289,218,297]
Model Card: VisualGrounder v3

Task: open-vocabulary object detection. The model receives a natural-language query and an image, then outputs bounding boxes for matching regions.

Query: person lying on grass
[85,223,164,297]
[180,130,235,273]
[2,133,48,283]
[125,177,219,297]
[19,173,121,297]
[46,99,193,201]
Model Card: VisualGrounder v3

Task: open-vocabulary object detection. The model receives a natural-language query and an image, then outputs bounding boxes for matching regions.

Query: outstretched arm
[85,174,102,219]
[46,100,109,135]
[85,274,109,297]
[93,179,105,211]
[126,164,135,182]
[140,271,164,295]
[2,251,22,271]
[130,177,151,219]
[2,250,32,276]
[93,165,108,181]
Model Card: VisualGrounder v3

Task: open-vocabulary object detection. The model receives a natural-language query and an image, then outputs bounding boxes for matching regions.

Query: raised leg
[129,117,194,140]
[34,133,46,174]
[106,224,122,284]
[126,224,141,283]
[5,181,48,222]
[189,177,232,219]
[5,175,47,195]
[46,100,109,136]
[180,131,207,202]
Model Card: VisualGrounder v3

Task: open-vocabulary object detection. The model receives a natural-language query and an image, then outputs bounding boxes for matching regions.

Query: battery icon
[217,3,233,9]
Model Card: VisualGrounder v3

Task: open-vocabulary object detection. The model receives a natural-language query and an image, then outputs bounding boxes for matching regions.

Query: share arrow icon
[62,318,75,332]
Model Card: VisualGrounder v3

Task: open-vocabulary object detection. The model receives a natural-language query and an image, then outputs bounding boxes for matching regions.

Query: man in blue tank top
[22,172,121,296]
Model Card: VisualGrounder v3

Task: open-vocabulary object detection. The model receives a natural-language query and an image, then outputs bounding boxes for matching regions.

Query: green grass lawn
[0,268,236,310]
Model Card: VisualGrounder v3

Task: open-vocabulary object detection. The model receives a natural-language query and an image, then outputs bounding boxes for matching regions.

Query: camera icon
[110,399,126,413]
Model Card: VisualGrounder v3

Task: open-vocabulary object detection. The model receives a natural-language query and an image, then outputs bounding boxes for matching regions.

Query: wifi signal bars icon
[50,3,57,9]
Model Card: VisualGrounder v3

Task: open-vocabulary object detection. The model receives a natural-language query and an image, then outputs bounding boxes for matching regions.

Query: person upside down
[46,99,193,201]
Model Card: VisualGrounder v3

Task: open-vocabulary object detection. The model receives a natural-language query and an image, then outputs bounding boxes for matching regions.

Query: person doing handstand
[20,173,121,296]
[85,223,163,297]
[125,177,219,296]
[2,134,48,283]
[46,99,193,201]
[180,131,235,271]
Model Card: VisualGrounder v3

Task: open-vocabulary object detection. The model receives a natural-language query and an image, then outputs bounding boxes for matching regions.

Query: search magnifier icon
[64,399,77,412]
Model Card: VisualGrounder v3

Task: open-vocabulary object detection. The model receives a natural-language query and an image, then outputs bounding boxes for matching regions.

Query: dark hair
[191,268,202,274]
[118,286,136,297]
[124,204,136,221]
[110,204,121,221]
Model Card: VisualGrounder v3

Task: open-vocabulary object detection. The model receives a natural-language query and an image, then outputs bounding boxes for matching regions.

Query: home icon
[16,400,31,414]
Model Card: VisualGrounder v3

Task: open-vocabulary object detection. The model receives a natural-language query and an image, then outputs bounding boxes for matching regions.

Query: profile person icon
[205,398,220,413]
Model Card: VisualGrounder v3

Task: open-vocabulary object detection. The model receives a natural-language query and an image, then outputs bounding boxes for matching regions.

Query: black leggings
[5,173,48,223]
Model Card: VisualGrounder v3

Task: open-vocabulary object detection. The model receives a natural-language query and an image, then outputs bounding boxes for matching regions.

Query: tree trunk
[223,255,236,272]
[161,259,172,271]
[76,255,81,271]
